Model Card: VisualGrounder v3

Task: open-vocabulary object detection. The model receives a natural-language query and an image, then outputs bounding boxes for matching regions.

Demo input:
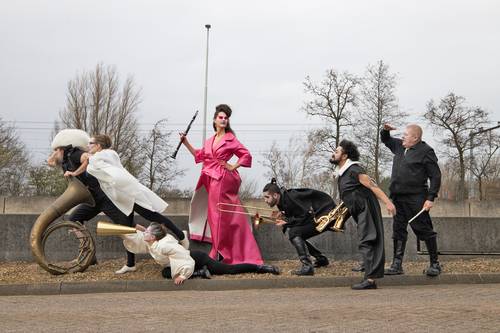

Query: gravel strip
[1,258,500,285]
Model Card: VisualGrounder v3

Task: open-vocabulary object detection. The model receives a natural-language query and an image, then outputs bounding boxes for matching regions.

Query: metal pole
[202,24,211,144]
[469,131,474,200]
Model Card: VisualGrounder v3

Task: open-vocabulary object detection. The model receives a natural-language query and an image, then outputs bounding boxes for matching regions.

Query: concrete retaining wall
[1,214,499,263]
[2,196,500,217]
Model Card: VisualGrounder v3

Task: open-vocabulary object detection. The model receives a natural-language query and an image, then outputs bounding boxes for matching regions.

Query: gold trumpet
[96,221,137,236]
[216,203,280,228]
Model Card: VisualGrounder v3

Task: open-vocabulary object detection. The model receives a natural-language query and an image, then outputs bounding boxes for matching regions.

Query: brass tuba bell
[29,177,96,275]
[314,201,351,233]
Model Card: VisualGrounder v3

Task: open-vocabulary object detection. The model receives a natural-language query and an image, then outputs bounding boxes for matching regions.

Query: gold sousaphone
[314,201,351,233]
[29,177,96,275]
[216,203,279,228]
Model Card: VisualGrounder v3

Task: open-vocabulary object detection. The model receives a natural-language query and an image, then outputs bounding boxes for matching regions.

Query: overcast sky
[1,0,499,190]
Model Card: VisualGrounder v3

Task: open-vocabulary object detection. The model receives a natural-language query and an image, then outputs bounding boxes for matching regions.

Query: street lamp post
[202,24,211,144]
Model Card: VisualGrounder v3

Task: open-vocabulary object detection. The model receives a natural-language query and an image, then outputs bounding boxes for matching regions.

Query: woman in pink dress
[180,104,263,265]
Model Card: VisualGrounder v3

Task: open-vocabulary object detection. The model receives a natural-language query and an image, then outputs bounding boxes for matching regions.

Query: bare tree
[59,63,142,175]
[28,165,67,196]
[424,92,490,201]
[239,178,259,200]
[260,136,318,189]
[260,134,337,196]
[139,119,185,194]
[470,132,500,200]
[302,69,359,153]
[0,119,29,196]
[355,60,407,184]
[437,159,461,200]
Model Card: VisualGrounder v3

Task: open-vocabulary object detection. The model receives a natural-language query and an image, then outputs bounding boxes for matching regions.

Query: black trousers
[162,250,260,278]
[69,195,136,266]
[392,193,437,242]
[287,223,326,258]
[133,204,184,240]
[69,195,134,227]
[345,190,385,280]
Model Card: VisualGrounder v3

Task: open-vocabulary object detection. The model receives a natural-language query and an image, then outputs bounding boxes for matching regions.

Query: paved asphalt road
[1,284,499,332]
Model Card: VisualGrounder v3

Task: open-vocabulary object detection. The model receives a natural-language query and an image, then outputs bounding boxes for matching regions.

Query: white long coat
[87,149,168,216]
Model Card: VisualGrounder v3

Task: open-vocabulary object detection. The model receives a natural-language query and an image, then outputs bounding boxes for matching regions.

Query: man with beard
[262,179,336,276]
[330,139,396,289]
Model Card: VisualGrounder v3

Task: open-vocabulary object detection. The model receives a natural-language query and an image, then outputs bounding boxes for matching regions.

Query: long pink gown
[188,132,263,265]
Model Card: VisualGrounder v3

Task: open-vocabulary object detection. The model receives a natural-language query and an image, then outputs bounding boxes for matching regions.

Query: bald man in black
[381,123,442,277]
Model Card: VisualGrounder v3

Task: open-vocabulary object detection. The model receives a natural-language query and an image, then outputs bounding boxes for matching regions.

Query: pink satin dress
[188,132,263,265]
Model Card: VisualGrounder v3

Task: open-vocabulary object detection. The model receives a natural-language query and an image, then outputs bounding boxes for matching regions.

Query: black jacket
[277,188,336,229]
[62,146,104,199]
[381,129,441,201]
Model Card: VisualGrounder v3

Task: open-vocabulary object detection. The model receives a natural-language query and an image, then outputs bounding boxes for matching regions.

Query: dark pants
[392,194,437,242]
[69,195,136,266]
[287,223,326,258]
[345,190,385,280]
[133,204,184,240]
[162,250,260,278]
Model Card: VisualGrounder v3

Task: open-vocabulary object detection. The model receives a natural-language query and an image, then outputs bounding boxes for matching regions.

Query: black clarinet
[171,110,199,159]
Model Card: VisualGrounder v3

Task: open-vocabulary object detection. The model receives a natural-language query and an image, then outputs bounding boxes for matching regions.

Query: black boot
[385,239,406,275]
[290,237,314,276]
[313,255,329,268]
[257,265,280,275]
[424,237,441,277]
[191,265,212,279]
[305,241,329,268]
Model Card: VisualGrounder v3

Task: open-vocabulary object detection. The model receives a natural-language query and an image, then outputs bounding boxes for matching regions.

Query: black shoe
[313,256,329,268]
[351,279,377,290]
[351,265,365,272]
[192,265,212,279]
[293,264,314,276]
[257,265,280,275]
[424,262,442,277]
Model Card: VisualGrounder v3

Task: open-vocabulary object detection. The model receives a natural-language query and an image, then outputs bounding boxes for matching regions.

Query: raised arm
[380,123,402,154]
[179,133,199,159]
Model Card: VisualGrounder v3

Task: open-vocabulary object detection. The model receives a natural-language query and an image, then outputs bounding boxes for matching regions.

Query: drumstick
[408,208,426,224]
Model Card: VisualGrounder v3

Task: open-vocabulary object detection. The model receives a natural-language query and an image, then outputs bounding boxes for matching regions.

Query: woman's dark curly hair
[339,139,360,161]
